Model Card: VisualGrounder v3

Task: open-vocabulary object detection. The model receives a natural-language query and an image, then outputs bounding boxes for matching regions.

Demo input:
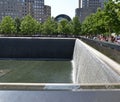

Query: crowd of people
[93,35,120,45]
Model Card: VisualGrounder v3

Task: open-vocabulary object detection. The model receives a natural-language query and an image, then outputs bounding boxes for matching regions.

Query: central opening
[0,37,75,84]
[0,37,119,87]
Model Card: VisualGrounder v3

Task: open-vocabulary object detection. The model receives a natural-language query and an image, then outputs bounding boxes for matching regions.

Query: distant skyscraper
[44,5,51,21]
[0,0,51,22]
[24,0,45,22]
[76,0,108,22]
[79,0,81,8]
[79,0,106,8]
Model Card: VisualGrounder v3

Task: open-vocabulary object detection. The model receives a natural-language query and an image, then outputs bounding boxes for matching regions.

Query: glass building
[76,0,108,22]
[79,0,107,8]
[0,0,51,22]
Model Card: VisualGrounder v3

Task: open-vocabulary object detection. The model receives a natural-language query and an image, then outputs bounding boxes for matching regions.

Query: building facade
[80,0,101,8]
[25,0,45,22]
[43,5,51,21]
[0,0,51,22]
[76,0,108,22]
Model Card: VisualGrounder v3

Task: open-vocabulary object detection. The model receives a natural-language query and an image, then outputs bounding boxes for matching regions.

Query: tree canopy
[57,19,73,35]
[42,17,57,35]
[20,15,38,35]
[81,0,120,36]
[0,16,16,35]
[0,0,120,37]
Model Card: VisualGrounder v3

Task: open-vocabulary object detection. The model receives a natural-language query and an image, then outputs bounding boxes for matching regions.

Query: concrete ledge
[0,83,120,90]
[0,89,120,102]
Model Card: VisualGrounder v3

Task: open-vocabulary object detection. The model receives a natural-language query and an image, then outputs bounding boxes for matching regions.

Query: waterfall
[72,39,120,84]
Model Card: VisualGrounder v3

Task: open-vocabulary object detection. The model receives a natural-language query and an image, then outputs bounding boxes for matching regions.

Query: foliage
[42,17,57,35]
[81,8,106,35]
[0,16,16,35]
[20,15,38,35]
[35,22,42,34]
[57,19,74,35]
[1,0,120,37]
[14,17,21,34]
[81,0,120,36]
[72,16,81,35]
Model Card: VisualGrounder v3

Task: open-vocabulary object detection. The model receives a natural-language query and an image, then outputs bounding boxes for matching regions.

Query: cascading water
[72,39,120,84]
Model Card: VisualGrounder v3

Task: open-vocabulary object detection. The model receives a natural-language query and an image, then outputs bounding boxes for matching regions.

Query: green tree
[0,16,16,35]
[116,2,120,34]
[42,17,57,35]
[81,14,96,35]
[35,22,42,34]
[20,15,38,35]
[57,19,73,35]
[81,0,120,36]
[93,8,106,34]
[72,16,81,35]
[104,0,120,34]
[14,17,21,34]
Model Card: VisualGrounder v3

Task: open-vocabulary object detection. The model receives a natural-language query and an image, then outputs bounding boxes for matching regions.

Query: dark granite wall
[0,37,75,60]
[80,37,120,64]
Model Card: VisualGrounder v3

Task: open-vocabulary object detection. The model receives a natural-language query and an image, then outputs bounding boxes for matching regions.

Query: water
[0,60,73,83]
[73,39,120,83]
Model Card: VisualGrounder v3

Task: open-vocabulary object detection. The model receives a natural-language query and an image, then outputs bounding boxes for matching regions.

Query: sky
[45,0,78,19]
